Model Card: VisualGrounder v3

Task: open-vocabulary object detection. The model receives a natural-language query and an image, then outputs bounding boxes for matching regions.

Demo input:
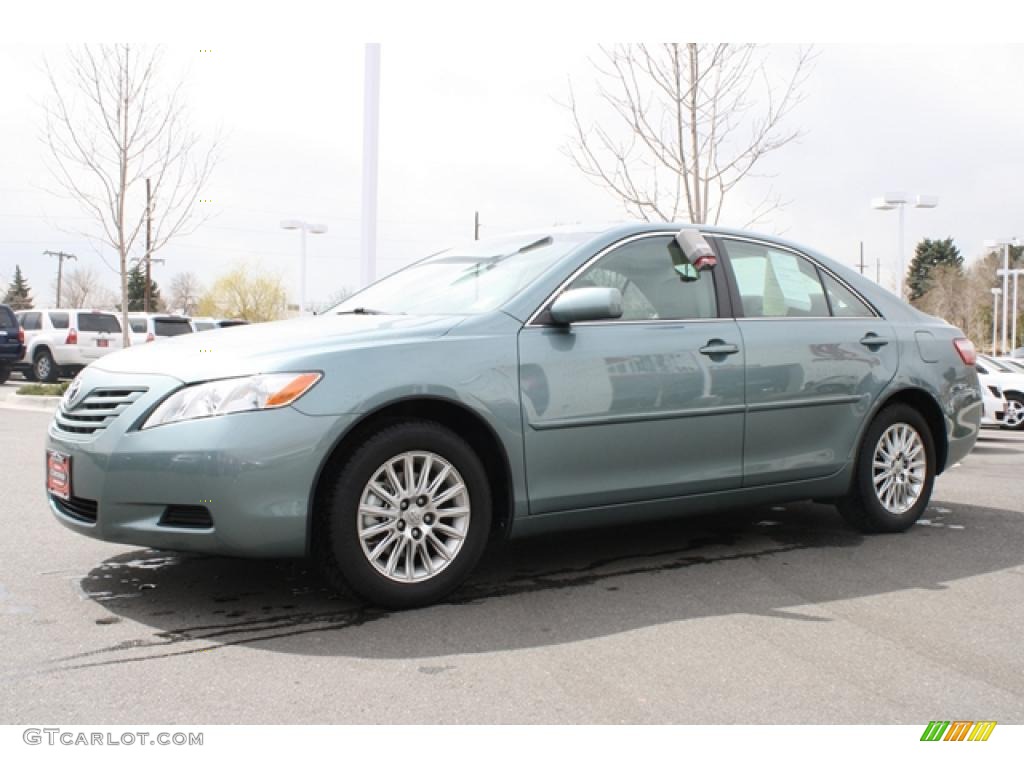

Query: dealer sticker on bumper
[47,450,71,500]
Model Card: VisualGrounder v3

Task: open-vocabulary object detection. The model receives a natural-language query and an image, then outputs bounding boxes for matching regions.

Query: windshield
[980,355,1012,373]
[331,231,591,316]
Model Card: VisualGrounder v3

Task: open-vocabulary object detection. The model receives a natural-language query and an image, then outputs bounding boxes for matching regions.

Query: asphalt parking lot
[2,399,1023,724]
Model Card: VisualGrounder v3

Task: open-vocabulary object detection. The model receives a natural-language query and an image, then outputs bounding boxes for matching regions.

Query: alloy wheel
[357,451,471,583]
[871,422,927,515]
[1004,399,1024,429]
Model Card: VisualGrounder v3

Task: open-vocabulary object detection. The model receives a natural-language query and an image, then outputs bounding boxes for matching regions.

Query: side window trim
[713,235,881,320]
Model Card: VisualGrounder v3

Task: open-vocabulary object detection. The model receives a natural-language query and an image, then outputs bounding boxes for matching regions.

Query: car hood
[92,313,463,383]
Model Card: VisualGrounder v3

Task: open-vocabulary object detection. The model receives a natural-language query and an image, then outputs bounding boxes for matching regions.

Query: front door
[518,233,745,515]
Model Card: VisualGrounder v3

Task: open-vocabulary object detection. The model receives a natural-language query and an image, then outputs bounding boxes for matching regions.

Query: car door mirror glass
[549,287,623,325]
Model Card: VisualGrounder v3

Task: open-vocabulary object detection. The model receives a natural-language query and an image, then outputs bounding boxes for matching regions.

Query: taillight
[953,337,976,366]
[66,328,78,345]
[17,327,24,345]
[146,332,155,343]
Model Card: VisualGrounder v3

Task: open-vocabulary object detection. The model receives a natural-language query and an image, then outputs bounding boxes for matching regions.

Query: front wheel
[316,420,492,609]
[837,404,936,533]
[1001,394,1024,431]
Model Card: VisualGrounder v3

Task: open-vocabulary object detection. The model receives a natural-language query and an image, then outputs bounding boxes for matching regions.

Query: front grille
[52,494,98,523]
[55,387,147,435]
[159,505,213,529]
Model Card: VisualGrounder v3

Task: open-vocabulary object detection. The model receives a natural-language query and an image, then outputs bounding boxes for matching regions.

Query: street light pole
[985,238,1018,355]
[998,268,1024,354]
[280,219,328,316]
[871,193,938,300]
[992,287,1002,355]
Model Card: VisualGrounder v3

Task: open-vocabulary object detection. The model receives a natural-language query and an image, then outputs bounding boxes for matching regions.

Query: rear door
[0,306,21,361]
[715,236,898,486]
[76,311,123,359]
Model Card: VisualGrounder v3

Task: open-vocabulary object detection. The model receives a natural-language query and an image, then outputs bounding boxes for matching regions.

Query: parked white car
[127,313,195,345]
[15,309,123,382]
[978,373,1007,428]
[977,355,1024,430]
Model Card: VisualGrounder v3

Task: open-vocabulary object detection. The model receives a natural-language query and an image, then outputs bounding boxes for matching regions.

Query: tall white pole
[1013,271,1020,353]
[360,43,381,289]
[1002,243,1010,355]
[299,225,308,316]
[992,288,1001,355]
[897,203,906,299]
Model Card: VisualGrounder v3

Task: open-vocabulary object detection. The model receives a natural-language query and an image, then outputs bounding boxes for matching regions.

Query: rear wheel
[316,420,492,609]
[1001,394,1024,431]
[837,404,935,533]
[33,349,57,383]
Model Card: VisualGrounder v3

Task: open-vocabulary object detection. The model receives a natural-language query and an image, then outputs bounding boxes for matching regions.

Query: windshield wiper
[336,307,400,315]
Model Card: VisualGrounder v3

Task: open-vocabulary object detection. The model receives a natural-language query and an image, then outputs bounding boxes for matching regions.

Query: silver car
[45,224,982,608]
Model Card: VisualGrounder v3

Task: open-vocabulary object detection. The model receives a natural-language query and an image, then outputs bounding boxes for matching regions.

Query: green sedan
[45,224,982,608]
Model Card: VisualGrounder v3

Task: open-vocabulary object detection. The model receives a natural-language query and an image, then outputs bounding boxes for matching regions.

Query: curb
[0,393,61,412]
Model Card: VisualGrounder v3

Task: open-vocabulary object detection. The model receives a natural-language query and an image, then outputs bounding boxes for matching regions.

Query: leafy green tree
[125,262,162,312]
[907,237,963,302]
[3,265,33,309]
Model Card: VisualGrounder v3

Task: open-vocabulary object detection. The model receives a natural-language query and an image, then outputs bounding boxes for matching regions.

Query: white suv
[16,309,123,382]
[126,313,194,345]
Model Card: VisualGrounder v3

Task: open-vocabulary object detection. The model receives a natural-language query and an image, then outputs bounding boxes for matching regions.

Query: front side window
[721,239,830,318]
[566,236,718,321]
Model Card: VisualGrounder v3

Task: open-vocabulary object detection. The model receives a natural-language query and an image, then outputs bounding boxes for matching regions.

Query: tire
[836,404,936,533]
[1001,394,1024,431]
[0,365,9,385]
[316,420,492,609]
[33,349,58,383]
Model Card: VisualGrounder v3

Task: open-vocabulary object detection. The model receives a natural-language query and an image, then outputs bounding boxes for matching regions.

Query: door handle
[859,333,889,348]
[699,340,740,356]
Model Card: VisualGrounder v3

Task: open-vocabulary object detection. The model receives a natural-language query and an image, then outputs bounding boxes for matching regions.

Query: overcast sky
[2,41,1023,308]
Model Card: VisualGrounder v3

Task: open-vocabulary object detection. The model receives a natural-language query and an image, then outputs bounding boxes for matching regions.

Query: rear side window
[48,312,69,329]
[721,239,830,318]
[0,307,16,329]
[129,318,148,333]
[20,312,41,331]
[154,318,193,337]
[820,273,874,318]
[76,312,121,333]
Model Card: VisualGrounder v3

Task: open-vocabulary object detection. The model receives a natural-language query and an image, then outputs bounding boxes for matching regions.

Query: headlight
[142,372,321,429]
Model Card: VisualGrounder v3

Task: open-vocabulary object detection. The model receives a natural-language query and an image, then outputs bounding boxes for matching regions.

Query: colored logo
[920,721,996,741]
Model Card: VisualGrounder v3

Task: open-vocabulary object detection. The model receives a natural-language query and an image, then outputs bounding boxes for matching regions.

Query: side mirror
[672,230,718,282]
[548,287,623,325]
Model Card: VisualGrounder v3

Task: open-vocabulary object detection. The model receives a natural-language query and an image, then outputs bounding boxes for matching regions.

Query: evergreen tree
[2,264,33,309]
[907,237,963,303]
[125,262,162,312]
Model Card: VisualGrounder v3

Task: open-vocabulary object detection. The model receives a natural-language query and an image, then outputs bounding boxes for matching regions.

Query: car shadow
[57,498,1024,669]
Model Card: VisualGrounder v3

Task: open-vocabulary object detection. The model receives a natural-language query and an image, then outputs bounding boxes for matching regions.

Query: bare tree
[167,271,204,315]
[564,44,814,226]
[41,44,218,344]
[58,264,106,308]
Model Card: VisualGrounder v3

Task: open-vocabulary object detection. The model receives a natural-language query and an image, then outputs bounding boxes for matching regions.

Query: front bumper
[45,369,353,558]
